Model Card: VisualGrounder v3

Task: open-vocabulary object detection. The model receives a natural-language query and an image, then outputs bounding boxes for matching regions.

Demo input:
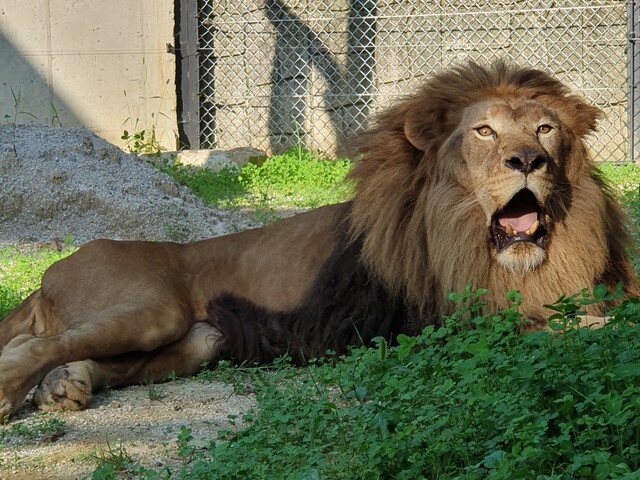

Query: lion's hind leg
[0,303,193,421]
[33,322,222,412]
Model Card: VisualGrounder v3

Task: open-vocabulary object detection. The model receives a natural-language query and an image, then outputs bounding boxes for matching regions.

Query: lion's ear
[568,100,603,137]
[542,95,603,137]
[404,106,436,151]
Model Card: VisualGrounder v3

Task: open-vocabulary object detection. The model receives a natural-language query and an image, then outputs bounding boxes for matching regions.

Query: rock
[144,147,267,171]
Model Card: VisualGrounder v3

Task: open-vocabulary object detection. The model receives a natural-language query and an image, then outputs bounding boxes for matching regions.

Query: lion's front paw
[34,364,93,412]
[0,393,15,424]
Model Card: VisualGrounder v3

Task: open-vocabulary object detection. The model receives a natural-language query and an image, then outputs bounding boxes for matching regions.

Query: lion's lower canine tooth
[505,223,516,236]
[526,220,540,236]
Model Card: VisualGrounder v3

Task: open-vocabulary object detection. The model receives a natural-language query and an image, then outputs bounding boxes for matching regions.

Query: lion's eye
[475,126,495,137]
[537,124,553,134]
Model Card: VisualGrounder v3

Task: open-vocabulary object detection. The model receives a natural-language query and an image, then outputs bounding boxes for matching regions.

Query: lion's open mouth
[491,189,547,252]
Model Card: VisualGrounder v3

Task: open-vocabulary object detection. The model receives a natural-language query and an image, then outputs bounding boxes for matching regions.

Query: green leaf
[466,337,488,355]
[514,361,535,379]
[375,413,389,440]
[355,385,367,402]
[482,450,506,469]
[396,334,416,360]
[506,290,523,304]
[593,284,608,302]
[612,362,640,378]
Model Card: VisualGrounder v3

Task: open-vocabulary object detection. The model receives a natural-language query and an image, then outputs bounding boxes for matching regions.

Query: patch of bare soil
[0,379,256,479]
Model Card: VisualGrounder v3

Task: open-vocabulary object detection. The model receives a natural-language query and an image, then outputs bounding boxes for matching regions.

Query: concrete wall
[0,0,177,150]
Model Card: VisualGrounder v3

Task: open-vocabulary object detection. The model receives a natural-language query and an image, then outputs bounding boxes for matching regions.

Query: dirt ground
[0,379,256,479]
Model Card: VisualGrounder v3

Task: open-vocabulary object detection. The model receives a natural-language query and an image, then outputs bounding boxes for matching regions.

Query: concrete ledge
[142,147,267,170]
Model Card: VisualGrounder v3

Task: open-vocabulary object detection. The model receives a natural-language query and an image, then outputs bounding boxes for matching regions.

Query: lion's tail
[0,289,40,349]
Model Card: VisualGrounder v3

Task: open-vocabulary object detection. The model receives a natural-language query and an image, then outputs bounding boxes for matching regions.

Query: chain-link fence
[189,1,630,161]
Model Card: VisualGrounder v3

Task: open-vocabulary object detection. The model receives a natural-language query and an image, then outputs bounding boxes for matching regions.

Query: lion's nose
[504,148,547,175]
[503,148,547,175]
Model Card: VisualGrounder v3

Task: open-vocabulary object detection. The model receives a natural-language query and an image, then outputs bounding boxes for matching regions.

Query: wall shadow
[0,30,80,128]
[264,0,377,155]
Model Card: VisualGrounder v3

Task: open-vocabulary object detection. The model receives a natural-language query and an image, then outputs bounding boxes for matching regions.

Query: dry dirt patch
[0,379,256,479]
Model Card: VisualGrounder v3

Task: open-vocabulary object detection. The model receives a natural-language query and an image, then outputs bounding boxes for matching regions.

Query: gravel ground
[0,125,272,479]
[0,124,259,244]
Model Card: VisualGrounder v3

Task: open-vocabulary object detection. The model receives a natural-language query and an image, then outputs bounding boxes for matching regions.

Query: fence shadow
[264,0,377,155]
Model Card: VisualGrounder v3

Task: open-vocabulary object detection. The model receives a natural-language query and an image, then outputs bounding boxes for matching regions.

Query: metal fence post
[629,0,640,162]
[175,0,200,149]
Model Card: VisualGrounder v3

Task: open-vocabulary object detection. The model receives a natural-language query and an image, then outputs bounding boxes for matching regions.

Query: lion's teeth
[505,223,516,236]
[525,220,540,236]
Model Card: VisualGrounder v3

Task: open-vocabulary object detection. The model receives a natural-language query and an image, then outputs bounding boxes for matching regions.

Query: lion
[0,61,637,421]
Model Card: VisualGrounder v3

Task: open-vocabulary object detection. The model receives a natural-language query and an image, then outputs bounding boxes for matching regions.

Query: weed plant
[121,127,166,156]
[165,287,640,480]
[7,86,38,125]
[83,438,160,480]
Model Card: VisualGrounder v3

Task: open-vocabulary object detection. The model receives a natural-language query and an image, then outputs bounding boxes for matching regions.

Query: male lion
[0,62,637,420]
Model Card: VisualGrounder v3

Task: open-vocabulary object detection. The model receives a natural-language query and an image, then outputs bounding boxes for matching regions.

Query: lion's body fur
[210,217,422,365]
[0,62,637,420]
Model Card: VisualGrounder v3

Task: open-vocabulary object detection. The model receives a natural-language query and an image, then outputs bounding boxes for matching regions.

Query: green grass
[597,162,640,192]
[597,162,640,224]
[0,414,66,446]
[0,245,74,318]
[597,162,640,269]
[155,147,353,212]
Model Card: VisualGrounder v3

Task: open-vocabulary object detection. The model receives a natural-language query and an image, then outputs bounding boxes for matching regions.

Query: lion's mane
[347,61,637,323]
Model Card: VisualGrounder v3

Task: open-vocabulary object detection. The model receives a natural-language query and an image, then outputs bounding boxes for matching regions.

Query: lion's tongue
[498,211,538,233]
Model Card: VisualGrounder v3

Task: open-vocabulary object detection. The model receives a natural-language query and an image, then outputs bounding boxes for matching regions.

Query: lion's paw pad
[33,366,92,412]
